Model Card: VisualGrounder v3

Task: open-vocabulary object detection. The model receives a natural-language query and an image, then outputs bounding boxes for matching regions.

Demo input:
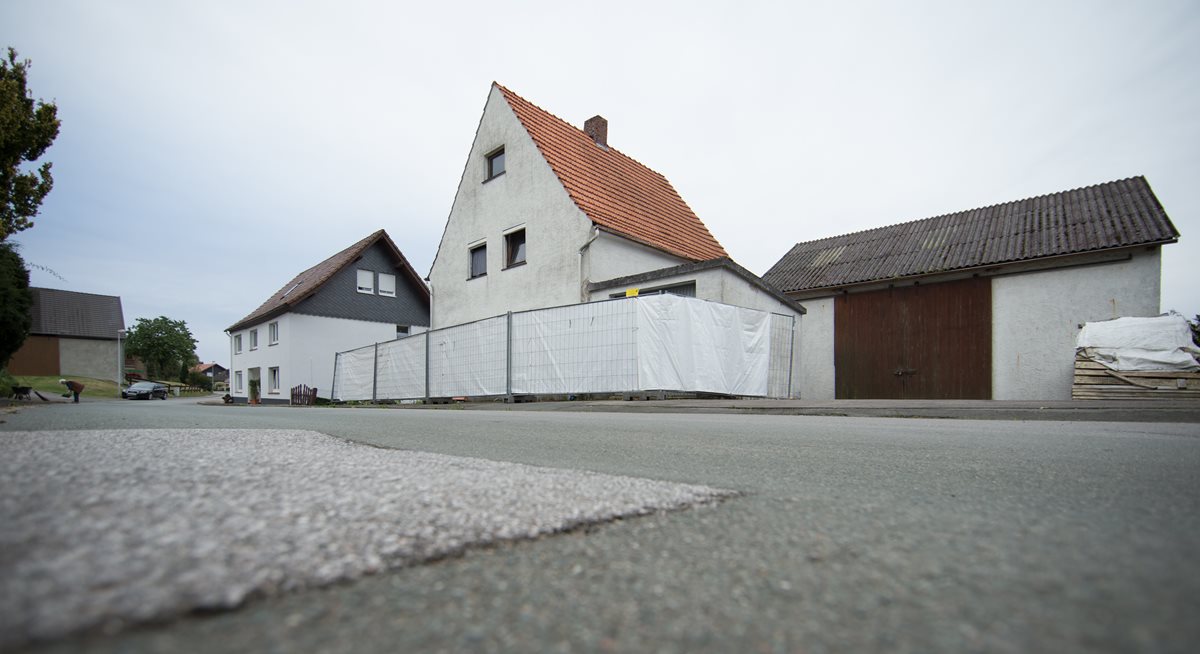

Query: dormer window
[486,147,505,180]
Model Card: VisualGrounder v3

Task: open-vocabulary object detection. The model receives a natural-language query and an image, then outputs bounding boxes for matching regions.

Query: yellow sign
[625,288,639,297]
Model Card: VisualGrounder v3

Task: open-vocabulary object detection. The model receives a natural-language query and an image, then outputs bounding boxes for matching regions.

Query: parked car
[123,381,169,400]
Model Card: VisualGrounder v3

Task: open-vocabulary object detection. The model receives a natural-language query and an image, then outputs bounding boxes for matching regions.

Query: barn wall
[992,247,1162,400]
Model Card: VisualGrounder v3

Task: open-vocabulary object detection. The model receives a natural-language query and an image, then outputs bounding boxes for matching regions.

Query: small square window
[234,334,243,354]
[357,269,374,294]
[268,321,279,345]
[505,229,526,268]
[249,329,258,350]
[268,367,280,393]
[469,243,487,278]
[378,273,396,297]
[486,148,505,180]
[397,325,410,337]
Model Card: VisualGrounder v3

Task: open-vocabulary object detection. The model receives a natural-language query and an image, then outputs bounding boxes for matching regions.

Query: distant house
[427,83,804,335]
[226,229,430,403]
[8,288,125,381]
[191,362,228,383]
[763,176,1179,400]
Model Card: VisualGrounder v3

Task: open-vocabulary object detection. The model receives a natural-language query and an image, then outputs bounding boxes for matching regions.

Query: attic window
[486,148,505,180]
[504,229,526,268]
[378,273,396,297]
[356,269,374,294]
[469,243,487,279]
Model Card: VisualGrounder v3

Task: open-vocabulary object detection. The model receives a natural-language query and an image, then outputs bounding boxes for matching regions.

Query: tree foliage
[124,316,198,380]
[0,241,32,368]
[1,47,60,241]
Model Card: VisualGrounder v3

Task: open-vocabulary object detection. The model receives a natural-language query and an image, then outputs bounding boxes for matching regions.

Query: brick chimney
[584,115,608,147]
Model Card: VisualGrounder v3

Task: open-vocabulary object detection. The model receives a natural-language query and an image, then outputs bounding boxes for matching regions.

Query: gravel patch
[0,429,735,647]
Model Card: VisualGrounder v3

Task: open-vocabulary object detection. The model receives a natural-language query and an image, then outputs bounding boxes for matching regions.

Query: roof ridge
[783,176,1152,250]
[493,83,727,261]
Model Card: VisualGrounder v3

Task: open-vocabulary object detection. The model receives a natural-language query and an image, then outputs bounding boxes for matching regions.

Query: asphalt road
[4,399,1199,653]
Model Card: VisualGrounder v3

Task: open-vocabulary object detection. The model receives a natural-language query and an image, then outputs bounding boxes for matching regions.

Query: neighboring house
[226,229,430,403]
[428,83,804,335]
[763,176,1179,401]
[7,288,124,381]
[191,362,229,383]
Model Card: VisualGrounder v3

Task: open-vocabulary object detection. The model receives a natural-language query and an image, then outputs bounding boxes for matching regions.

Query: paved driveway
[3,402,1199,653]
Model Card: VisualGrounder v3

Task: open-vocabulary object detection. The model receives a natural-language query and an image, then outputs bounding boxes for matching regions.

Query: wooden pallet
[1072,355,1200,400]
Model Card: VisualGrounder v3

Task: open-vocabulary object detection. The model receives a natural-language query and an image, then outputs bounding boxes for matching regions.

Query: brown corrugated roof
[495,84,727,262]
[227,229,428,332]
[763,176,1179,294]
[29,288,124,339]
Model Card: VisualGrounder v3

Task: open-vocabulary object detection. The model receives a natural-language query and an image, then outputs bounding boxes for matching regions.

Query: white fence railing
[332,295,796,401]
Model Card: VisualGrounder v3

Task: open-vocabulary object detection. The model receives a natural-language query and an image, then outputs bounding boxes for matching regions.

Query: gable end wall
[292,242,430,327]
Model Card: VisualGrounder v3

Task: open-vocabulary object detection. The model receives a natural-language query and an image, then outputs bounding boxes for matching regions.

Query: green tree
[0,241,32,368]
[1,48,60,241]
[124,316,198,380]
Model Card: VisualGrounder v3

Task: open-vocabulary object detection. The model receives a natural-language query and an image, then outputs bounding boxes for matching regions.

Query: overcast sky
[4,0,1198,364]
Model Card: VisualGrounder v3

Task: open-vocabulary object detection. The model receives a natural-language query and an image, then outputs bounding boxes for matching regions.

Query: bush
[186,371,213,392]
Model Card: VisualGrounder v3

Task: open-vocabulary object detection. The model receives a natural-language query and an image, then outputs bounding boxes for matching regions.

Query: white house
[227,229,429,403]
[763,176,1180,400]
[428,83,805,332]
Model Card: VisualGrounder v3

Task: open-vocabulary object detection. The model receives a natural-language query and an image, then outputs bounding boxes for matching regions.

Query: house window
[357,269,374,294]
[234,334,243,354]
[249,329,258,350]
[268,367,280,393]
[505,229,526,268]
[397,325,410,337]
[486,147,505,180]
[268,321,279,345]
[609,281,697,298]
[235,371,244,392]
[469,243,487,278]
[378,273,396,297]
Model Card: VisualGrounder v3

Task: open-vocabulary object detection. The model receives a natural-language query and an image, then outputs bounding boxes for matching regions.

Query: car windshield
[129,382,157,390]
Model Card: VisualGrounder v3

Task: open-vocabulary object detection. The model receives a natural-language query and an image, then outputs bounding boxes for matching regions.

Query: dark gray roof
[588,258,806,315]
[29,288,124,339]
[763,176,1179,294]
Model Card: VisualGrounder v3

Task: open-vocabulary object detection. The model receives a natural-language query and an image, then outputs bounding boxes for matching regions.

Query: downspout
[578,225,600,303]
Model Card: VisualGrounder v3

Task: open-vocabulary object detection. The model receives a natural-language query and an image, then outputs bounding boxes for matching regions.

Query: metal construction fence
[332,295,796,402]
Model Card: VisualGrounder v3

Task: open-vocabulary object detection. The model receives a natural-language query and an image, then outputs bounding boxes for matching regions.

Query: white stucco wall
[59,337,119,382]
[992,248,1162,400]
[796,297,835,400]
[229,314,399,401]
[584,232,687,284]
[429,86,595,328]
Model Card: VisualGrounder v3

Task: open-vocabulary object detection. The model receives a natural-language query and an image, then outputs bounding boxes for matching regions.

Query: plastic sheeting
[1076,315,1200,372]
[332,296,798,401]
[332,345,376,401]
[636,294,771,396]
[375,335,427,400]
[511,300,637,395]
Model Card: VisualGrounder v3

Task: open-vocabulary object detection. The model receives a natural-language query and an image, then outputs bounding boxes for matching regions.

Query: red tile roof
[763,176,1179,294]
[227,229,428,332]
[495,84,727,262]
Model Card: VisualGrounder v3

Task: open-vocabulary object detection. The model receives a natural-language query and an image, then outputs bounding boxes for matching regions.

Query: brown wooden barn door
[835,278,991,399]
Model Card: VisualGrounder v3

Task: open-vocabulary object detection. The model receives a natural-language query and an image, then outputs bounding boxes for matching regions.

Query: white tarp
[428,317,507,397]
[511,301,637,395]
[375,334,427,400]
[636,294,771,396]
[1076,315,1200,372]
[332,345,376,401]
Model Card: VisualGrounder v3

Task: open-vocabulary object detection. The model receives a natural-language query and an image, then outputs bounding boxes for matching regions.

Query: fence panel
[510,299,638,395]
[427,316,507,397]
[375,333,427,400]
[332,344,376,401]
[767,313,794,399]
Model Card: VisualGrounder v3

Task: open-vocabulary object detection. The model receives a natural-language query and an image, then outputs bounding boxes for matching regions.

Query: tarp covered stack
[1072,315,1200,400]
